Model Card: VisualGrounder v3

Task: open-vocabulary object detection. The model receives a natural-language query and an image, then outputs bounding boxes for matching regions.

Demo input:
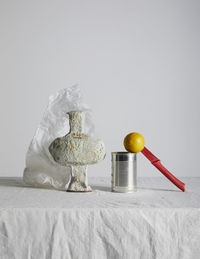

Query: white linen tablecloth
[0,177,200,259]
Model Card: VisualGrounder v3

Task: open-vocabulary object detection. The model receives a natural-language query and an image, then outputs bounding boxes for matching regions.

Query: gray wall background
[0,0,199,178]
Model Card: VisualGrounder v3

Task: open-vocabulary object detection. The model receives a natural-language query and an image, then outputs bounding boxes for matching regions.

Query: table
[0,177,200,259]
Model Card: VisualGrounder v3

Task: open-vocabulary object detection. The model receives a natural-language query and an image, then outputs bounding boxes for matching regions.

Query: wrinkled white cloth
[23,85,94,190]
[0,177,200,259]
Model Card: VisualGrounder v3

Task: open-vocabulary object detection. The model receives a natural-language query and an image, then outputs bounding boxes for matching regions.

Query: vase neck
[68,111,85,133]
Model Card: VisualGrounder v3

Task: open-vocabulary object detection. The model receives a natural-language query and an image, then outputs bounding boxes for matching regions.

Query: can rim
[111,152,137,161]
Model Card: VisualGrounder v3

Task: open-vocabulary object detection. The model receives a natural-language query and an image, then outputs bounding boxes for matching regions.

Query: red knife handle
[153,161,185,192]
[141,147,185,192]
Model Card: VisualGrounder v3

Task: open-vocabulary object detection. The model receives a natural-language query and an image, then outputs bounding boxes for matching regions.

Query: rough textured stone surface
[49,111,105,192]
[49,133,105,166]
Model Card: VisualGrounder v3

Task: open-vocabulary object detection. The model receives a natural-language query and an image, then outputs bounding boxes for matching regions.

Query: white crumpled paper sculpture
[23,85,94,190]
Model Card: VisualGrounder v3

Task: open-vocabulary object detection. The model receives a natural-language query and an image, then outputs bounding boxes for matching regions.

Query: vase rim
[67,109,91,114]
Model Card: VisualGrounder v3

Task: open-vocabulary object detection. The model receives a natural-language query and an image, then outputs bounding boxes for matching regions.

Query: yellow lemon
[124,132,145,153]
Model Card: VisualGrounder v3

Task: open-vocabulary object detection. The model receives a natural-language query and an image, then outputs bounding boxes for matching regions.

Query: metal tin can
[111,152,137,193]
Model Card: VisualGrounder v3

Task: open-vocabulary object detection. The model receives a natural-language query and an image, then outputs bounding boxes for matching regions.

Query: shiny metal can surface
[112,152,137,193]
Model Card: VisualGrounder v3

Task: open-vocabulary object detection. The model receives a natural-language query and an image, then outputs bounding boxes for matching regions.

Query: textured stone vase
[49,110,105,192]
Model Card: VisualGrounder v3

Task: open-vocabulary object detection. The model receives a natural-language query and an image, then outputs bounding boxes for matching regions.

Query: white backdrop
[0,0,199,178]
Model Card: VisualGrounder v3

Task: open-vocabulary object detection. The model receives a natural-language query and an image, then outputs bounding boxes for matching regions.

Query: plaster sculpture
[49,110,105,192]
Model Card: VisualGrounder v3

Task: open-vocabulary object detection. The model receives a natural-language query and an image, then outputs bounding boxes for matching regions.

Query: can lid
[111,152,136,161]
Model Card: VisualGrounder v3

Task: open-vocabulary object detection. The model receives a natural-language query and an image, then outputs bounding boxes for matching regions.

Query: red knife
[141,147,185,192]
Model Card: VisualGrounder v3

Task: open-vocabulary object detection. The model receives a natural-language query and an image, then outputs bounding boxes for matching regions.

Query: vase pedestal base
[66,165,92,192]
[67,189,92,193]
